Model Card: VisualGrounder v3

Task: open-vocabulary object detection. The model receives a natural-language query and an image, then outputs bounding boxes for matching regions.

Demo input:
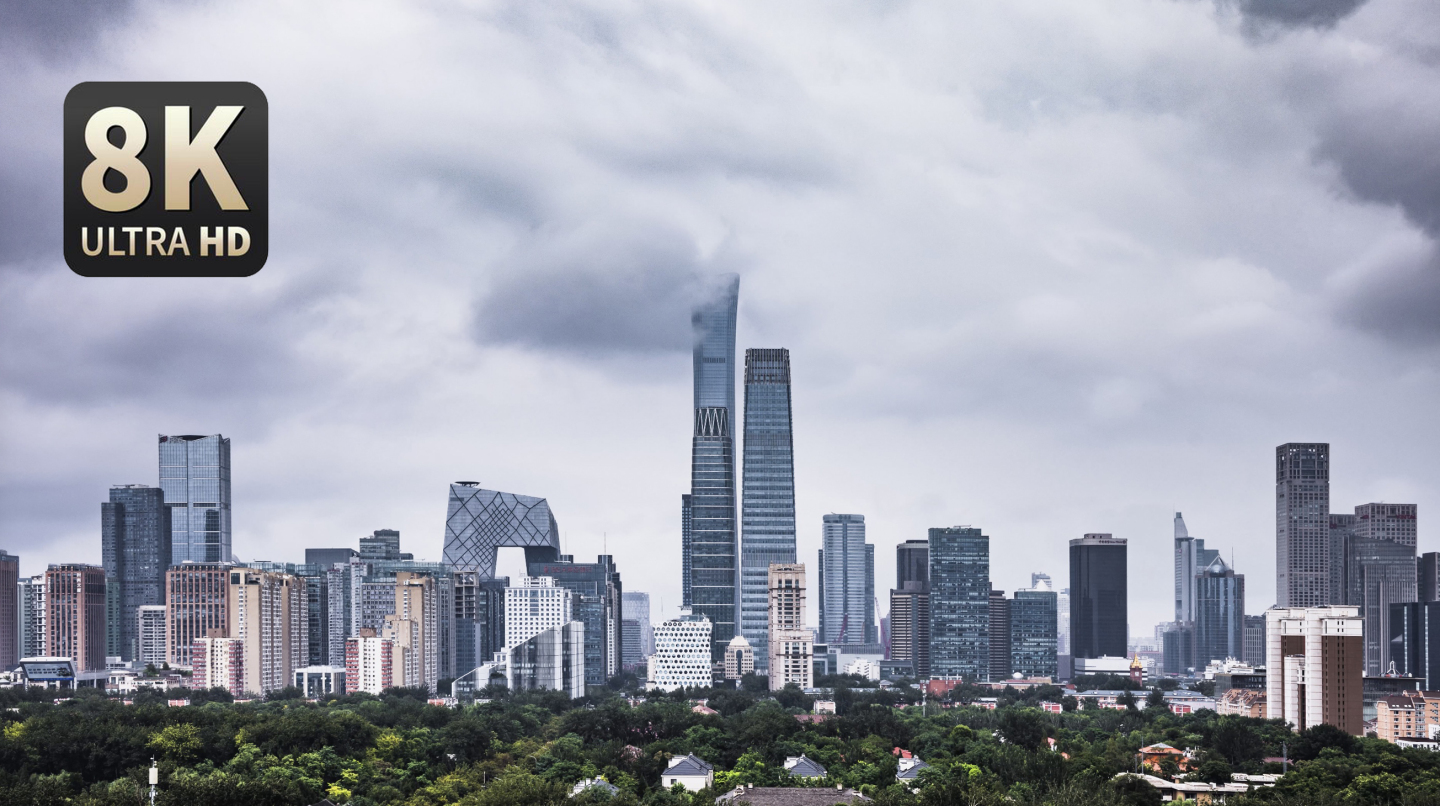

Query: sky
[2,0,1438,638]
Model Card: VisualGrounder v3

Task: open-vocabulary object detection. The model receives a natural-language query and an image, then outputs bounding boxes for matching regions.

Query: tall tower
[1194,556,1245,666]
[688,274,739,660]
[1173,512,1218,624]
[819,514,873,645]
[739,348,796,672]
[1070,534,1127,659]
[0,551,17,670]
[929,526,990,680]
[1276,443,1330,608]
[159,434,232,565]
[890,539,930,678]
[102,484,171,661]
[767,563,810,690]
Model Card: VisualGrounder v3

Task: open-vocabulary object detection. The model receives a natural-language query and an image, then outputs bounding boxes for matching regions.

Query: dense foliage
[2,681,1439,806]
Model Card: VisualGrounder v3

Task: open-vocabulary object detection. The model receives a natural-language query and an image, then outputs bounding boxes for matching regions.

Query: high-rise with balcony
[929,527,990,680]
[166,563,231,668]
[102,484,171,661]
[46,564,106,672]
[1276,443,1330,608]
[767,563,811,691]
[159,434,232,565]
[229,567,307,694]
[688,275,739,660]
[739,348,796,672]
[1070,534,1127,659]
[819,514,875,646]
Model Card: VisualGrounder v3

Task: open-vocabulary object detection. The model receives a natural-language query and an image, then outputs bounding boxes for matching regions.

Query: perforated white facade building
[505,577,572,650]
[647,609,713,691]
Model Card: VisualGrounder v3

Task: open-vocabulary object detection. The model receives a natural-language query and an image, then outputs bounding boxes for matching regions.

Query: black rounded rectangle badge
[64,81,268,277]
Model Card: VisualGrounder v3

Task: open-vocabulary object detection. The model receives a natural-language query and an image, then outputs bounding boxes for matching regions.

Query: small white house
[662,754,715,792]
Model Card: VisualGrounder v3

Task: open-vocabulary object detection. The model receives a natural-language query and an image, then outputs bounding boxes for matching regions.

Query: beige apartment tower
[384,571,439,693]
[228,568,307,694]
[767,563,812,691]
[166,563,231,668]
[1266,606,1364,735]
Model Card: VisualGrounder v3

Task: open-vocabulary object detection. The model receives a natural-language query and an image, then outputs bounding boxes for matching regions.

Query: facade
[739,348,797,672]
[1390,602,1440,690]
[229,568,307,694]
[661,755,714,792]
[159,434,232,565]
[1266,606,1364,734]
[688,275,739,661]
[102,484,172,662]
[1163,623,1195,675]
[360,529,409,561]
[681,494,693,607]
[505,576,573,649]
[351,560,456,681]
[768,563,812,690]
[294,665,347,698]
[723,634,755,679]
[191,631,245,696]
[18,575,46,660]
[1173,512,1218,623]
[1346,536,1416,675]
[1421,552,1440,603]
[889,582,930,680]
[649,608,713,692]
[46,564,107,672]
[442,483,561,579]
[1011,588,1059,679]
[1070,534,1127,659]
[988,590,1011,681]
[528,555,623,685]
[0,550,16,670]
[930,526,990,680]
[1194,556,1245,667]
[1275,443,1330,608]
[384,571,439,692]
[1243,615,1267,667]
[506,622,585,697]
[137,605,168,667]
[454,572,508,676]
[346,629,395,695]
[1376,693,1440,744]
[305,548,359,569]
[1355,503,1418,547]
[621,590,652,668]
[819,514,875,645]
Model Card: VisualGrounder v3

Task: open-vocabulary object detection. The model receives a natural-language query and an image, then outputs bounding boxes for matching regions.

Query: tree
[1209,718,1264,767]
[1145,688,1165,709]
[1187,759,1233,784]
[1291,723,1358,761]
[997,708,1048,751]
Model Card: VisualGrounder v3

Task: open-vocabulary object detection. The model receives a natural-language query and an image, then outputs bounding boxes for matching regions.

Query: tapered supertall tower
[739,348,796,670]
[687,275,739,661]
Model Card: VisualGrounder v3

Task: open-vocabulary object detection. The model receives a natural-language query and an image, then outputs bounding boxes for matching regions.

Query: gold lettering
[81,227,103,257]
[146,227,168,256]
[167,227,190,256]
[200,226,223,257]
[80,107,150,212]
[227,227,250,257]
[164,105,247,211]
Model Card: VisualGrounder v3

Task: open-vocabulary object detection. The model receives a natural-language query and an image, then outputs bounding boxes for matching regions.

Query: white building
[505,577,572,649]
[191,632,245,696]
[137,606,167,668]
[294,665,347,698]
[768,563,812,691]
[18,575,46,659]
[844,658,881,681]
[1266,606,1364,734]
[661,755,714,791]
[345,629,395,695]
[648,608,712,692]
[723,634,754,680]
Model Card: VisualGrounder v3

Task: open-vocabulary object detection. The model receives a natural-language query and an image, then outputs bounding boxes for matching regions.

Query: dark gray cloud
[1332,246,1440,343]
[1224,0,1369,29]
[0,0,138,58]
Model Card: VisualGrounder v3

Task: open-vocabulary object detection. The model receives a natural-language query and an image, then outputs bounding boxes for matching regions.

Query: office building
[443,483,561,579]
[0,550,16,670]
[191,630,245,696]
[305,548,359,569]
[361,529,411,561]
[622,591,652,669]
[137,605,168,668]
[529,554,623,686]
[1390,601,1440,691]
[1173,512,1218,623]
[46,564,106,672]
[1329,513,1356,605]
[648,608,713,692]
[1010,587,1058,679]
[929,526,990,680]
[1243,615,1267,667]
[507,621,585,697]
[1355,503,1418,547]
[1070,534,1127,659]
[229,568,307,694]
[898,540,929,589]
[505,576,573,649]
[454,572,507,676]
[739,348,797,672]
[1194,557,1245,666]
[1275,443,1330,608]
[167,563,229,668]
[724,635,755,679]
[1266,606,1363,734]
[988,590,1011,681]
[159,434,232,565]
[18,575,46,660]
[346,628,395,695]
[768,563,811,690]
[688,275,739,661]
[889,582,930,680]
[384,572,439,692]
[294,665,347,698]
[102,484,171,662]
[819,514,875,645]
[681,494,693,607]
[1421,552,1440,603]
[1162,622,1195,675]
[1346,536,1416,676]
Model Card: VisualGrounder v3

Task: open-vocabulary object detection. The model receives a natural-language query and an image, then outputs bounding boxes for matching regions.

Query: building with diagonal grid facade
[443,483,560,579]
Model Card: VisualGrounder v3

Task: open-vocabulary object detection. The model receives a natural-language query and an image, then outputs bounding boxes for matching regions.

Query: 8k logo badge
[64,82,268,277]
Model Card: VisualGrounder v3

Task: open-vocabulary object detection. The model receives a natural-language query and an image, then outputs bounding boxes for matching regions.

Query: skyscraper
[767,563,811,691]
[361,529,411,561]
[138,605,168,668]
[528,554,623,685]
[929,526,990,680]
[819,514,874,646]
[622,591,652,668]
[1421,552,1440,603]
[1173,512,1218,623]
[1346,536,1416,675]
[46,564,106,672]
[0,550,17,669]
[1070,534,1127,659]
[681,494,693,607]
[159,434,232,565]
[1194,556,1245,666]
[1266,606,1363,734]
[166,563,231,668]
[1276,443,1330,608]
[102,484,171,661]
[988,590,1011,681]
[443,484,561,579]
[18,575,46,660]
[688,275,739,661]
[385,571,439,692]
[739,348,796,672]
[1390,601,1440,691]
[889,540,930,679]
[1010,588,1058,679]
[229,567,307,694]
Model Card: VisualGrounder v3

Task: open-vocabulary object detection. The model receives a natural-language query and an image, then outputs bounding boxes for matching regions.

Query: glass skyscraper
[1070,533,1128,659]
[443,483,560,579]
[102,484,171,661]
[929,526,990,680]
[739,348,796,670]
[819,514,876,646]
[688,274,739,661]
[159,434,232,565]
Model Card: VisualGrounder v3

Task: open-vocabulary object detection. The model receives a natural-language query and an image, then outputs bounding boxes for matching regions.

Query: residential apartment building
[768,563,811,691]
[46,564,106,672]
[1266,606,1364,734]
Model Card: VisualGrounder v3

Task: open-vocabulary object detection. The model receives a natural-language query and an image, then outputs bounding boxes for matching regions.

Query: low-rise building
[571,777,620,798]
[1376,692,1440,744]
[784,754,827,779]
[1217,688,1267,718]
[294,665,347,698]
[661,754,714,792]
[716,787,871,805]
[1138,743,1194,774]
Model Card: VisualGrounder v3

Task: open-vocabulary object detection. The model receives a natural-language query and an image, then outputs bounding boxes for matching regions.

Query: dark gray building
[1346,536,1416,676]
[361,529,410,561]
[1070,534,1127,659]
[306,548,359,568]
[1275,443,1329,608]
[988,590,1011,681]
[1162,622,1195,675]
[681,494,693,607]
[454,572,508,675]
[897,540,929,589]
[739,348,796,672]
[1242,614,1267,667]
[0,550,17,670]
[1390,601,1440,691]
[1421,552,1440,603]
[929,526,989,680]
[528,554,623,686]
[1010,588,1058,679]
[1194,556,1244,666]
[159,434,231,565]
[101,484,171,661]
[443,484,561,580]
[889,539,930,679]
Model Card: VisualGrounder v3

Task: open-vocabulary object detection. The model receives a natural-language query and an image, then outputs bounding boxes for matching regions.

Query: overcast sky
[3,0,1438,638]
